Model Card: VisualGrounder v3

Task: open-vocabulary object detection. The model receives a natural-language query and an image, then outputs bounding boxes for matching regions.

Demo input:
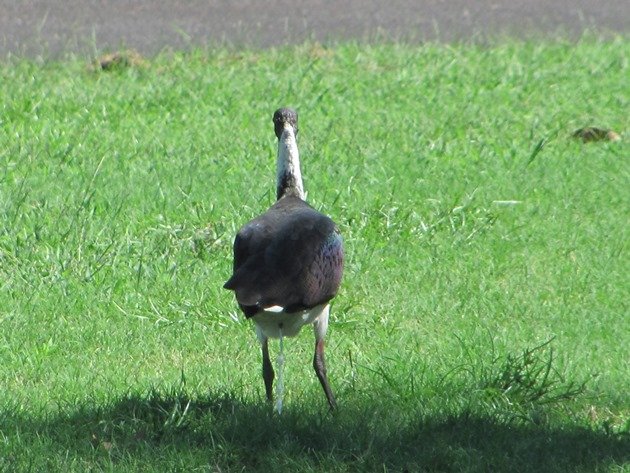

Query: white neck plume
[276,125,305,200]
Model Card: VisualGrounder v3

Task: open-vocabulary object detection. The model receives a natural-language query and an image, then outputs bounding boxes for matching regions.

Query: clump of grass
[478,338,589,418]
[572,126,622,142]
[91,49,147,71]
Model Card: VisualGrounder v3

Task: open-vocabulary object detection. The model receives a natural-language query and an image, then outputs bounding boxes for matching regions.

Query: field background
[0,38,628,471]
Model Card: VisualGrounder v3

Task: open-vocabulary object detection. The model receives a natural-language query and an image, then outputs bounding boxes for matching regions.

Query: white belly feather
[253,303,330,340]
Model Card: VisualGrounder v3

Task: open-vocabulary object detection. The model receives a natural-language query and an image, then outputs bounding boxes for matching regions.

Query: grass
[0,37,629,471]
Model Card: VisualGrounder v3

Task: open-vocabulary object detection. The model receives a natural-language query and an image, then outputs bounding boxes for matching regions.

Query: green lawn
[0,38,628,472]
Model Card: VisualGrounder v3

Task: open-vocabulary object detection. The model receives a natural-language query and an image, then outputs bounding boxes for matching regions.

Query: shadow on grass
[3,390,628,472]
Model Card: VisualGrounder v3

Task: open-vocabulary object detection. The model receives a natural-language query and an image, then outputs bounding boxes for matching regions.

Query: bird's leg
[261,337,274,403]
[313,305,337,410]
[314,338,336,410]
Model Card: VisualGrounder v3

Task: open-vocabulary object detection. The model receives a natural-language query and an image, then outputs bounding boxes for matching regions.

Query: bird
[223,107,344,410]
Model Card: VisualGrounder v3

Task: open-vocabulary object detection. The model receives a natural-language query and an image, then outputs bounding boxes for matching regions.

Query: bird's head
[273,108,298,139]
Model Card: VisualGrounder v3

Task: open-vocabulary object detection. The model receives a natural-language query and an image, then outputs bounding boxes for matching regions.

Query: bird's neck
[276,127,305,201]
